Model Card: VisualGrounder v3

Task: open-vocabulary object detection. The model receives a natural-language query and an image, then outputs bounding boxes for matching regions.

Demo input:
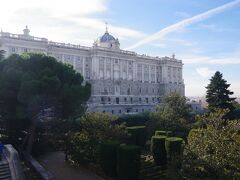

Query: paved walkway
[39,151,103,180]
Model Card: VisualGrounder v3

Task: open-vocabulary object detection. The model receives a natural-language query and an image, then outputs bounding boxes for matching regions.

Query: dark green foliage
[147,93,192,137]
[150,135,167,166]
[68,112,127,165]
[233,102,240,119]
[98,141,119,177]
[69,131,95,164]
[127,126,146,146]
[182,110,240,179]
[187,129,199,142]
[117,145,141,180]
[116,112,150,126]
[165,137,183,160]
[155,130,172,137]
[233,108,240,119]
[0,53,91,147]
[206,71,235,117]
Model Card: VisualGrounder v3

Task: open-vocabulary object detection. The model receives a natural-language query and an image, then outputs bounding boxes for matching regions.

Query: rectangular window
[116,97,119,104]
[12,47,16,53]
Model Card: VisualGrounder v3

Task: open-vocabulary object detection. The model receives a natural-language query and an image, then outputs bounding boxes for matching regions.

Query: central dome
[93,25,120,49]
[100,32,116,42]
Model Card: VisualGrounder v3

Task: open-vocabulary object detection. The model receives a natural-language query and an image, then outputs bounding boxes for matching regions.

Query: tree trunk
[26,116,37,157]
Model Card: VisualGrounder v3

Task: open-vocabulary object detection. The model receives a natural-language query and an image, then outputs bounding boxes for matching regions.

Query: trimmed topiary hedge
[127,126,146,147]
[165,137,183,160]
[98,141,120,177]
[117,145,141,180]
[150,135,167,166]
[155,130,172,137]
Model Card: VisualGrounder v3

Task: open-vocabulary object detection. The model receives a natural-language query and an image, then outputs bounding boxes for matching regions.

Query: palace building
[0,26,185,115]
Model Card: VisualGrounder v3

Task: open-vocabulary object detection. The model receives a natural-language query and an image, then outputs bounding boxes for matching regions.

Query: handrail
[4,144,25,180]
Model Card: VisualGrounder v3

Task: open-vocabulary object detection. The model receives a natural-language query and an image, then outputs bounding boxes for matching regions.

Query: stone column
[83,57,85,79]
[154,66,157,83]
[104,57,106,80]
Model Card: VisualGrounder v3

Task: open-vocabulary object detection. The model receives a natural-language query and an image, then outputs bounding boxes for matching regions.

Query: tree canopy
[182,110,240,179]
[148,93,191,135]
[68,112,127,164]
[206,71,235,115]
[0,53,91,144]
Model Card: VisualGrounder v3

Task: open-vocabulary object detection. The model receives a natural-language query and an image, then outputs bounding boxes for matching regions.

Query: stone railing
[27,155,55,180]
[48,41,90,51]
[0,32,48,42]
[4,144,25,180]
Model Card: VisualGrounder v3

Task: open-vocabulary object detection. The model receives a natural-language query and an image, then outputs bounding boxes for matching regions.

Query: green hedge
[117,145,141,180]
[150,135,167,166]
[127,126,146,147]
[98,141,119,177]
[155,130,172,137]
[165,137,183,159]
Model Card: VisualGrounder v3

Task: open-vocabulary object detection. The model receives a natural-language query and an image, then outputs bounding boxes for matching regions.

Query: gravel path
[39,151,103,180]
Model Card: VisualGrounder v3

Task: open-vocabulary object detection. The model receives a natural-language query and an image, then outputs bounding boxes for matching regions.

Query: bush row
[98,141,119,177]
[151,135,167,166]
[98,141,141,180]
[151,130,184,165]
[117,145,141,180]
[155,130,172,137]
[127,126,146,147]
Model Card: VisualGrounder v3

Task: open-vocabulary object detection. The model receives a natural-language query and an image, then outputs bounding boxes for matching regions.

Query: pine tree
[206,71,235,114]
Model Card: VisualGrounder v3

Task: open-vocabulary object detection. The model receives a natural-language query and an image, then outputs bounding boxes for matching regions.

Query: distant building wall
[0,26,185,115]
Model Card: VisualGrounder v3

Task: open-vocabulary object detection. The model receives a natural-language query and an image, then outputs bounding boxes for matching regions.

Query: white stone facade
[0,26,185,115]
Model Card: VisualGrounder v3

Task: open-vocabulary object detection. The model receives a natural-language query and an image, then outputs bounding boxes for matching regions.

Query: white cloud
[229,81,240,96]
[126,0,240,50]
[180,53,240,65]
[152,43,167,48]
[196,67,215,78]
[168,38,195,46]
[0,0,146,46]
[0,0,108,18]
[175,11,191,19]
[198,23,221,32]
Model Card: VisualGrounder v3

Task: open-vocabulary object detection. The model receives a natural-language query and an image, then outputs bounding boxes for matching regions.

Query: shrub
[69,131,96,165]
[127,126,146,147]
[98,141,119,177]
[150,135,167,166]
[68,112,127,165]
[182,110,240,179]
[155,130,172,136]
[117,145,141,180]
[165,137,183,160]
[187,129,199,143]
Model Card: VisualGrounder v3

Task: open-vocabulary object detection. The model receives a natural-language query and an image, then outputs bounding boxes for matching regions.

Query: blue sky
[1,0,240,96]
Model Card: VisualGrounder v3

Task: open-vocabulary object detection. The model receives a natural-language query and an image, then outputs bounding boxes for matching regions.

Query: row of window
[100,97,161,104]
[100,86,161,95]
[102,108,154,115]
[10,46,45,54]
